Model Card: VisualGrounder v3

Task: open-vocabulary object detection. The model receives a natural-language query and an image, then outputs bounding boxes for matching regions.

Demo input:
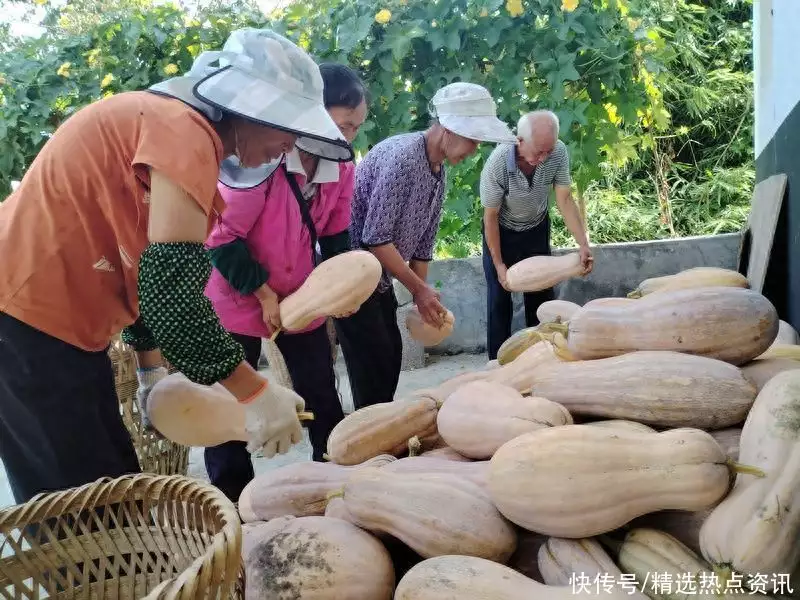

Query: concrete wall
[394,232,742,355]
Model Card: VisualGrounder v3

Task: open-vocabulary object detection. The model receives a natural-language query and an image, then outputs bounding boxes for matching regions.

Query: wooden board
[737,173,787,293]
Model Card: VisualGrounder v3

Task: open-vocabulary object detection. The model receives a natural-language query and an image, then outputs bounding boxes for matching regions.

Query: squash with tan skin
[243,516,395,600]
[506,253,587,293]
[741,358,800,392]
[627,267,748,299]
[538,537,624,587]
[406,307,455,346]
[584,419,657,434]
[558,286,778,365]
[394,555,636,600]
[536,299,581,324]
[488,425,763,538]
[420,446,473,461]
[237,454,397,522]
[278,250,383,331]
[326,393,439,465]
[436,380,572,459]
[528,351,757,429]
[700,369,800,582]
[330,469,517,562]
[381,456,490,492]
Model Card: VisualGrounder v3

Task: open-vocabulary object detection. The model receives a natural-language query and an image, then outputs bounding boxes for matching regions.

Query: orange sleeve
[131,101,223,215]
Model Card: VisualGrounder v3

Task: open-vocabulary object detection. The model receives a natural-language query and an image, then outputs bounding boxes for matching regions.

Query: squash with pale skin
[700,369,800,582]
[381,456,489,492]
[741,358,800,393]
[436,380,572,459]
[558,286,778,366]
[536,299,581,324]
[505,253,588,293]
[627,267,748,299]
[394,555,636,600]
[528,351,757,429]
[406,307,455,346]
[488,425,763,538]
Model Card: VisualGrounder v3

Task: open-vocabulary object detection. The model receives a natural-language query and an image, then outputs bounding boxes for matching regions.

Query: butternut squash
[279,250,382,331]
[333,469,517,562]
[237,454,396,522]
[394,555,636,600]
[536,299,581,324]
[775,320,800,345]
[488,425,759,538]
[496,326,545,365]
[326,394,439,465]
[242,515,395,599]
[382,456,489,492]
[436,380,572,459]
[562,286,779,365]
[147,373,313,447]
[405,306,455,346]
[757,343,800,361]
[506,253,587,293]
[538,537,625,587]
[583,297,635,309]
[627,266,748,299]
[741,358,800,393]
[700,369,800,580]
[529,351,756,429]
[420,446,473,461]
[585,419,657,434]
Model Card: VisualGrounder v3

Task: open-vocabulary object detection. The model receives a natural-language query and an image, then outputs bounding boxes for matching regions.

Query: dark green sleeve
[319,230,351,261]
[120,316,159,352]
[137,241,245,385]
[207,238,269,295]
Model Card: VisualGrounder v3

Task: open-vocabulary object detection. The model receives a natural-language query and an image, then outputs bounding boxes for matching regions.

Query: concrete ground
[0,351,488,510]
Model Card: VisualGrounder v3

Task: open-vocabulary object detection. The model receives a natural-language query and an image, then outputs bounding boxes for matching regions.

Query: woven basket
[0,474,244,599]
[108,339,190,476]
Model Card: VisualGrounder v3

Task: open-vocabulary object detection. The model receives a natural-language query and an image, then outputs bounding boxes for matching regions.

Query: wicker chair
[108,339,190,476]
[0,474,244,599]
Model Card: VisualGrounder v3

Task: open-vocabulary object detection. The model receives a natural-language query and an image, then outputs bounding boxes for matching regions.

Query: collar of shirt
[506,143,519,173]
[284,148,340,184]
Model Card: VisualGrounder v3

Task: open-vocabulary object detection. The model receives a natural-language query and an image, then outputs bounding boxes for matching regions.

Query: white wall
[754,0,800,156]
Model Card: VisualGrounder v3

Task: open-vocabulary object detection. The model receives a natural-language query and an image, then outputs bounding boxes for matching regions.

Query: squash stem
[541,322,569,336]
[326,488,345,501]
[408,436,422,457]
[269,327,283,341]
[726,458,766,478]
[712,565,733,596]
[322,453,331,461]
[626,289,642,299]
[297,411,315,421]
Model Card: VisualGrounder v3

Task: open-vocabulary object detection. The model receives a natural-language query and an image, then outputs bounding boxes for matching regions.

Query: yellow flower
[100,73,114,88]
[57,62,71,78]
[163,63,179,76]
[399,0,408,5]
[480,8,489,17]
[562,0,579,12]
[375,9,392,24]
[604,103,621,125]
[0,75,6,86]
[506,0,524,18]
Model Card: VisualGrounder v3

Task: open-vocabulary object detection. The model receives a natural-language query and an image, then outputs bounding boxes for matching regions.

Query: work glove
[242,380,305,458]
[136,366,168,436]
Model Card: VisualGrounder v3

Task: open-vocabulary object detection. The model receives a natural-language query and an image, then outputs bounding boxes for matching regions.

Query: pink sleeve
[321,162,354,236]
[205,181,268,248]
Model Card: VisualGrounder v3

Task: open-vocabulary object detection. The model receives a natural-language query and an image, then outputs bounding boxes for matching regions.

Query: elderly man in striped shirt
[479,110,593,360]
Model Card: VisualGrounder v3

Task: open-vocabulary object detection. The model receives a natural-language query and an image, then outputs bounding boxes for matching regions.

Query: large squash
[237,454,396,522]
[506,253,587,293]
[488,425,756,538]
[563,286,779,366]
[394,555,635,600]
[243,516,395,599]
[627,266,748,299]
[529,351,756,429]
[326,394,439,465]
[381,456,489,492]
[405,307,455,346]
[538,537,625,588]
[536,300,581,324]
[279,250,382,331]
[332,468,517,562]
[741,357,800,392]
[700,369,800,580]
[436,380,572,459]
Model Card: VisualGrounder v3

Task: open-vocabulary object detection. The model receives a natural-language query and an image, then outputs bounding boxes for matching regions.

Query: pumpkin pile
[190,264,800,599]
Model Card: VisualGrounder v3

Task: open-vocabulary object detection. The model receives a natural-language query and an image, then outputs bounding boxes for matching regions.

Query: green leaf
[485,26,502,48]
[378,52,393,71]
[445,29,461,51]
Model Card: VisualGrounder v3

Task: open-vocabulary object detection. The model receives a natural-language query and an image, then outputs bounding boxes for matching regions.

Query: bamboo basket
[108,339,190,476]
[0,474,244,599]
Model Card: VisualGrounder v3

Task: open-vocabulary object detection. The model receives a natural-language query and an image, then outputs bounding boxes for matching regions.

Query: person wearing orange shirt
[0,28,354,504]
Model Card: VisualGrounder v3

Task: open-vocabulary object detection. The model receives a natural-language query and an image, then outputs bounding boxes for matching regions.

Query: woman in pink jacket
[204,64,368,501]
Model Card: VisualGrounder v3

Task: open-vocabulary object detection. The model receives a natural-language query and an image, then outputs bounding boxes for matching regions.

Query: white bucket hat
[150,28,353,169]
[429,82,516,144]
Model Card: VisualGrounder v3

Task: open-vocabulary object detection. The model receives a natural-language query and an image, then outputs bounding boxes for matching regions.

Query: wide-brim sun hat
[430,82,517,144]
[192,28,353,163]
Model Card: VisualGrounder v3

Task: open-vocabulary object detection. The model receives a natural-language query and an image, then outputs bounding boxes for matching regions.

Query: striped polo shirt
[479,140,571,232]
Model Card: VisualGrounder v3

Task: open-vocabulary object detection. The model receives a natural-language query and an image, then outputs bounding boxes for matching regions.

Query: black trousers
[204,325,344,503]
[0,312,141,505]
[334,287,402,411]
[482,218,555,360]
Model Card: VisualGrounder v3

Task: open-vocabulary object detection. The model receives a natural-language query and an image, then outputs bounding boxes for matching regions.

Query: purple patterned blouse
[349,132,447,292]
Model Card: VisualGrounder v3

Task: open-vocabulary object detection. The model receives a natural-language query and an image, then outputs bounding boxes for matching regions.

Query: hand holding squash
[255,283,281,331]
[243,380,305,458]
[413,284,447,328]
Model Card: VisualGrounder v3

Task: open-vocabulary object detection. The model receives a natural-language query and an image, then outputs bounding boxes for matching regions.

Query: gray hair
[517,110,559,141]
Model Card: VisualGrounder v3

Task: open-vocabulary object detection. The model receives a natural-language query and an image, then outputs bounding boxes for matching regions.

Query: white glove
[243,380,305,458]
[136,366,168,436]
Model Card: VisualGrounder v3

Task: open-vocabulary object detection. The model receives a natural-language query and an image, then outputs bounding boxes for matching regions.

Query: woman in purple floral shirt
[335,82,517,409]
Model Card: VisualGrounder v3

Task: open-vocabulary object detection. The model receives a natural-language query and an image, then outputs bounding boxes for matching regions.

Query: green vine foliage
[0,0,750,257]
